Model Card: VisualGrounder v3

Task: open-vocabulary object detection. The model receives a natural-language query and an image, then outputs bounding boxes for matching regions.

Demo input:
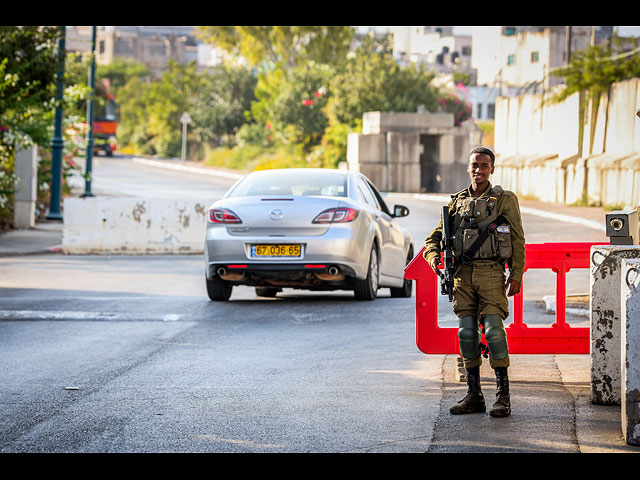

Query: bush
[236,123,274,149]
[204,145,264,171]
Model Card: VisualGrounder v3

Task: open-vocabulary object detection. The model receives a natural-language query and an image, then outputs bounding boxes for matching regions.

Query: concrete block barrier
[62,197,209,254]
[621,258,640,445]
[590,245,640,405]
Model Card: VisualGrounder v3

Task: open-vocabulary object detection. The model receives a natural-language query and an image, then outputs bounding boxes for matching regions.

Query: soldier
[423,147,525,418]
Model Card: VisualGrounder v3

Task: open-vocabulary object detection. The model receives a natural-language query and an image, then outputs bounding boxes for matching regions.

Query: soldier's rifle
[439,205,455,302]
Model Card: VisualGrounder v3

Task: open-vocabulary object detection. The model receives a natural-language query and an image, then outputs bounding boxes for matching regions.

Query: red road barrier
[404,243,606,355]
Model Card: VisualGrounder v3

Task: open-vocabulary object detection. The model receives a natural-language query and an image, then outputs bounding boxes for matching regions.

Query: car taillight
[312,207,358,224]
[209,208,242,224]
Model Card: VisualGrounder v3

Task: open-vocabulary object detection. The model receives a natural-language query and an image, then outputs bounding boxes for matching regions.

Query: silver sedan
[204,168,413,300]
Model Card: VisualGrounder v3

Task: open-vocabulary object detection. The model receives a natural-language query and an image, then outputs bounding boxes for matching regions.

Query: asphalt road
[1,155,634,453]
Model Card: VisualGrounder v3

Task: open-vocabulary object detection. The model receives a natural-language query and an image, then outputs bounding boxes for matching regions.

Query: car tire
[206,276,232,301]
[390,247,414,298]
[354,244,379,300]
[255,287,280,297]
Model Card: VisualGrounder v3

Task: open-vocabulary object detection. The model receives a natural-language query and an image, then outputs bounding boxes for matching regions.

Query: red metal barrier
[404,243,606,355]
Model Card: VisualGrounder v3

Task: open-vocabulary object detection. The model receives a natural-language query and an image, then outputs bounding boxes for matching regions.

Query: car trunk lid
[218,196,342,236]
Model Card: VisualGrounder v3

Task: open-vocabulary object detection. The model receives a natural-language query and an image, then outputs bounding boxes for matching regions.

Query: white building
[65,26,233,77]
[389,26,473,75]
[472,26,613,93]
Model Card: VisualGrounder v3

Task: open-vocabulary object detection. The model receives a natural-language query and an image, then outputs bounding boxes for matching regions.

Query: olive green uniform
[423,183,525,369]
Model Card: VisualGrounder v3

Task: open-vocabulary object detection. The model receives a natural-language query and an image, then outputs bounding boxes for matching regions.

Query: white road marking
[0,310,184,322]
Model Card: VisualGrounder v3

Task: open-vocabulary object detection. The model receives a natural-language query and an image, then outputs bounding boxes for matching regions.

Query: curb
[412,193,605,232]
[128,160,606,234]
[131,157,244,180]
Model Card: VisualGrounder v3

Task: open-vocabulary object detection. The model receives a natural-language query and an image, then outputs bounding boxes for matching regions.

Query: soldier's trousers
[452,261,510,369]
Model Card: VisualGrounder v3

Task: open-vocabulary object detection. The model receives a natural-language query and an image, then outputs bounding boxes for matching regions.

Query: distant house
[65,26,233,77]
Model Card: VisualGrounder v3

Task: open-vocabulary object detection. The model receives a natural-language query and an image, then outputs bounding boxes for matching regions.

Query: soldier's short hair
[469,147,495,166]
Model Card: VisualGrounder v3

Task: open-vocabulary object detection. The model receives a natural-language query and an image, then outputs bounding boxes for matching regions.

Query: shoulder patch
[490,185,504,196]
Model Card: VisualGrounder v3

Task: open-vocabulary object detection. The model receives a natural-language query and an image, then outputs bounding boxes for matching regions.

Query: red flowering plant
[438,91,472,127]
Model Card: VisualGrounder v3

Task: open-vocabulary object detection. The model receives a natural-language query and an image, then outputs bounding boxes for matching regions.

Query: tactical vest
[452,185,512,262]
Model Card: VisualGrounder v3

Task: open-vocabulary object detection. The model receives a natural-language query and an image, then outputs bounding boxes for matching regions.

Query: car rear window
[227,171,348,197]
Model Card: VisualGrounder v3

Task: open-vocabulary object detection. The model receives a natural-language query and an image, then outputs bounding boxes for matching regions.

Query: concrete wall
[14,147,38,229]
[347,111,475,193]
[62,197,209,254]
[493,79,640,206]
[386,131,422,193]
[347,132,389,190]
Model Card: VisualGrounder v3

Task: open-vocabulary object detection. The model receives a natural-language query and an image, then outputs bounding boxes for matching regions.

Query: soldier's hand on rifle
[506,278,521,297]
[429,256,442,276]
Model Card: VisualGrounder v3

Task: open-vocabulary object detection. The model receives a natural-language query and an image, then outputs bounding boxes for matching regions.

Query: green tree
[96,57,151,93]
[0,26,63,228]
[118,60,202,157]
[250,61,333,152]
[190,65,257,147]
[326,36,440,128]
[548,34,640,106]
[196,26,355,70]
[0,26,62,150]
[547,34,640,162]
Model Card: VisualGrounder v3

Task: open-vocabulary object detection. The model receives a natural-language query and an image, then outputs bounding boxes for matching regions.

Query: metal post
[181,121,187,162]
[179,112,191,162]
[565,26,572,64]
[81,26,97,198]
[621,258,640,445]
[46,26,65,221]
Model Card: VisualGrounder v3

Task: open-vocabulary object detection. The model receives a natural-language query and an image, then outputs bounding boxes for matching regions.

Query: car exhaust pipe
[315,266,344,282]
[216,266,245,281]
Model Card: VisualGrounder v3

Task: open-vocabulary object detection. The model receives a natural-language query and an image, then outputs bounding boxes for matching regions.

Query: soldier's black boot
[450,366,486,414]
[490,366,511,418]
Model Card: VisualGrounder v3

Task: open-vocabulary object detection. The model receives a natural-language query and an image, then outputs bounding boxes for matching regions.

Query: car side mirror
[393,205,409,217]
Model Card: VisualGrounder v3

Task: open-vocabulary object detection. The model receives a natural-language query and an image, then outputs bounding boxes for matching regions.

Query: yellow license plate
[252,244,301,257]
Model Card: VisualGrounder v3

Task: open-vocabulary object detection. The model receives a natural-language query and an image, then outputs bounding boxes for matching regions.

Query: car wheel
[390,247,414,298]
[354,244,379,300]
[206,276,232,301]
[255,287,280,297]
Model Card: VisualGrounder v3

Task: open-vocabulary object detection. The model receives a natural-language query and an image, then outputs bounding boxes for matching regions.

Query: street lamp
[46,26,65,221]
[81,26,97,198]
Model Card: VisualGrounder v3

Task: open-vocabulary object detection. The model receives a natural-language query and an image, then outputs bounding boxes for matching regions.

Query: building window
[504,27,516,36]
[487,103,495,119]
[462,46,471,56]
[507,54,515,66]
[531,51,539,63]
[99,40,105,54]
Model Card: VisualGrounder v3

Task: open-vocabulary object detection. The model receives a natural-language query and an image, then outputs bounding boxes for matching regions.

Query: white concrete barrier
[590,245,640,405]
[621,258,640,445]
[62,197,210,254]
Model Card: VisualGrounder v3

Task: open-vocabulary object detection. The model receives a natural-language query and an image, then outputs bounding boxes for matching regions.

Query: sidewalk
[0,219,62,257]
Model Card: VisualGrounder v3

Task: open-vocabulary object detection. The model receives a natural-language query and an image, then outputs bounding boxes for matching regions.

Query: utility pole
[565,26,573,65]
[81,26,97,198]
[46,26,65,221]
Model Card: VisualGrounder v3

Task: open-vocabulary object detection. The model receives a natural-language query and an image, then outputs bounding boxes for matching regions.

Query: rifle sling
[461,215,507,264]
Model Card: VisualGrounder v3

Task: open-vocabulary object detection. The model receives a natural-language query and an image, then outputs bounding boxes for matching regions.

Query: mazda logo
[270,209,284,220]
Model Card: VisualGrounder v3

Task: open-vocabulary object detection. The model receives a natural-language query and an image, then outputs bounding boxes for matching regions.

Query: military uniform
[423,182,525,370]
